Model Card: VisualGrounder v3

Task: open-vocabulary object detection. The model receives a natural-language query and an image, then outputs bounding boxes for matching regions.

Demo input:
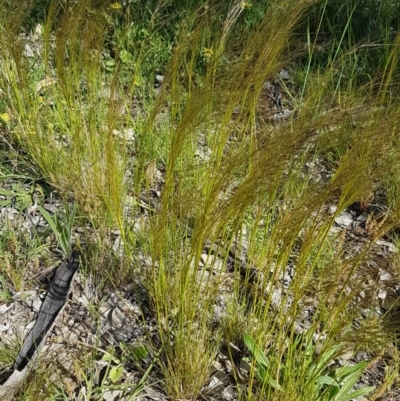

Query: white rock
[23,43,35,57]
[334,211,353,226]
[328,205,338,214]
[195,147,212,161]
[0,322,10,332]
[25,320,35,332]
[0,303,12,314]
[329,226,341,234]
[263,80,272,90]
[112,128,135,142]
[377,289,387,301]
[221,386,236,400]
[279,68,291,79]
[206,375,223,391]
[155,74,165,84]
[378,270,392,281]
[375,239,396,253]
[200,254,224,272]
[355,213,367,222]
[33,24,43,39]
[103,390,123,401]
[36,77,57,93]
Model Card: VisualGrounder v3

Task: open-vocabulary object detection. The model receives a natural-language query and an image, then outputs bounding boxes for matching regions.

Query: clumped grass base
[1,0,400,400]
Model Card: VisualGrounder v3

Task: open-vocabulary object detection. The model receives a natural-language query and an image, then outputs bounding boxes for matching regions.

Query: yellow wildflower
[0,112,10,123]
[240,1,252,9]
[202,47,214,58]
[110,3,122,10]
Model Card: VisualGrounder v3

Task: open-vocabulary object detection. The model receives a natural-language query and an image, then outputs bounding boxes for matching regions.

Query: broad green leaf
[37,204,74,256]
[315,375,338,387]
[11,184,23,192]
[0,189,14,196]
[102,353,120,364]
[333,362,371,401]
[334,386,375,401]
[244,333,270,367]
[266,376,283,391]
[109,365,124,383]
[120,50,134,64]
[318,346,340,367]
[244,333,282,391]
[335,361,368,382]
[38,205,59,237]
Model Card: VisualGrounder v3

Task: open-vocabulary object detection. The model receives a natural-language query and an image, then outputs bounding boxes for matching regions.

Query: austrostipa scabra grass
[0,0,400,399]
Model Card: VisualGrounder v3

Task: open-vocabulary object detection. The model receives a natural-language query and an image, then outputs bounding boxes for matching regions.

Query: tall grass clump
[0,1,128,224]
[144,2,400,399]
[138,2,400,401]
[145,1,320,398]
[1,0,400,400]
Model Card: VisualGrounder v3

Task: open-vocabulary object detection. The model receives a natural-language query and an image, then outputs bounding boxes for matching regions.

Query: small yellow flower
[202,47,214,58]
[240,1,252,9]
[110,2,122,10]
[0,112,10,123]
